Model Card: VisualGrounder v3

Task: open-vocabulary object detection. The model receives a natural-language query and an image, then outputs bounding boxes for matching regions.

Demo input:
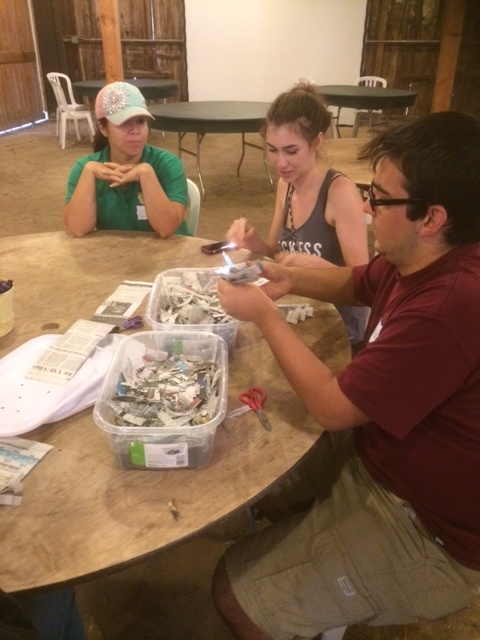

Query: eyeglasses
[368,184,427,211]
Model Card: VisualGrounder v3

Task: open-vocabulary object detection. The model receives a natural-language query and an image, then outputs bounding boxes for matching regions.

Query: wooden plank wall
[362,0,444,116]
[451,0,480,116]
[59,0,187,101]
[362,0,479,117]
[0,1,44,130]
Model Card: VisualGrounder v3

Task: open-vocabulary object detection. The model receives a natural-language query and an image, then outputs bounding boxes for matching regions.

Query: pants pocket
[310,527,378,626]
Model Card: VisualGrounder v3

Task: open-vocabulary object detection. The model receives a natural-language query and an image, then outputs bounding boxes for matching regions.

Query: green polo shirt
[66,144,190,235]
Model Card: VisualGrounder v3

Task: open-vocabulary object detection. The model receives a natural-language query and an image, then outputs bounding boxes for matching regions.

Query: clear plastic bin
[94,330,228,469]
[145,268,240,355]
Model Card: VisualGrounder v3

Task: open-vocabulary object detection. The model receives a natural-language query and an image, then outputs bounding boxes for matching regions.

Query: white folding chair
[352,75,387,137]
[185,179,201,236]
[296,76,316,85]
[46,72,95,149]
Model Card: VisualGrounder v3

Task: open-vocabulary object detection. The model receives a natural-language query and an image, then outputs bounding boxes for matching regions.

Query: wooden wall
[59,0,188,101]
[362,0,444,116]
[2,0,479,132]
[32,0,68,115]
[362,0,479,117]
[451,0,480,115]
[0,1,44,130]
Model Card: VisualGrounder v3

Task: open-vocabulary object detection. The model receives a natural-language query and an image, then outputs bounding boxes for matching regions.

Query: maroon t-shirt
[337,244,480,569]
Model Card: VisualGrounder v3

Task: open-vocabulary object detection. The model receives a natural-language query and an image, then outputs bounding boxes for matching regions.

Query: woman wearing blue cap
[64,81,189,237]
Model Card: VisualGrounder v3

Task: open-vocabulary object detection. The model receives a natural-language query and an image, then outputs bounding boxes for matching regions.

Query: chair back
[295,76,316,85]
[352,76,388,137]
[186,179,201,236]
[295,77,339,138]
[356,75,387,88]
[47,73,69,110]
[46,72,94,149]
[46,73,80,111]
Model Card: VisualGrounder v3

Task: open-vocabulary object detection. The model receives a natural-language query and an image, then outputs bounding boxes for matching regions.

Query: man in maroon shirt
[212,112,480,640]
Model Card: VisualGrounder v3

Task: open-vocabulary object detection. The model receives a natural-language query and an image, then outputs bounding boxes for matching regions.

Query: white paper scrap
[25,319,115,385]
[92,280,152,324]
[0,437,53,505]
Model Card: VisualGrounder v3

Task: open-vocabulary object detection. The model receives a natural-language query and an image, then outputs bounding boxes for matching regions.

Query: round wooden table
[148,101,273,200]
[73,78,179,101]
[0,231,350,593]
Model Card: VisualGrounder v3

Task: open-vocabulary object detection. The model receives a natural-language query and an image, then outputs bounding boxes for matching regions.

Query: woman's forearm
[64,165,98,236]
[138,165,185,237]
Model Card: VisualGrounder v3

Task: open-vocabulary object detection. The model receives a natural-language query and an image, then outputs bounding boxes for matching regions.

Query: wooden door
[451,0,480,116]
[361,0,444,116]
[0,0,45,131]
[32,0,68,115]
[60,0,188,101]
[362,0,479,117]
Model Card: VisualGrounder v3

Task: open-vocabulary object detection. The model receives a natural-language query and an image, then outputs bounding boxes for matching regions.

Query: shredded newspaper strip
[25,319,115,385]
[0,437,53,506]
[156,270,235,326]
[109,347,221,428]
[216,257,265,285]
[277,303,314,324]
[92,280,152,325]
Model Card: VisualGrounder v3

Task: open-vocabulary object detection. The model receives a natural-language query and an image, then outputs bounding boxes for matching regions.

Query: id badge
[136,205,147,221]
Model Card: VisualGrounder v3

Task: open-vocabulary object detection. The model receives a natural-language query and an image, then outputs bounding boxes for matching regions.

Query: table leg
[177,132,206,200]
[177,132,182,157]
[195,133,206,200]
[237,133,273,191]
[176,132,273,201]
[244,506,257,533]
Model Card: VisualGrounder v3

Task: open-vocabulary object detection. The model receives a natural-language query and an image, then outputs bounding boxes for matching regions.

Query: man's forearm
[254,306,365,431]
[289,265,359,306]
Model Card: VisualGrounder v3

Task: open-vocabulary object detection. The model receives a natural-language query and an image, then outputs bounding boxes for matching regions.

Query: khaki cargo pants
[225,431,480,640]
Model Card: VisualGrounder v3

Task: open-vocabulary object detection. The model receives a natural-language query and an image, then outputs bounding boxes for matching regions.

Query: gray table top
[315,85,417,110]
[73,78,179,100]
[149,101,270,134]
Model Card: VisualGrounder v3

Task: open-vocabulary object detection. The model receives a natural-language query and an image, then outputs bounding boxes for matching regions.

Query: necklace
[286,184,299,252]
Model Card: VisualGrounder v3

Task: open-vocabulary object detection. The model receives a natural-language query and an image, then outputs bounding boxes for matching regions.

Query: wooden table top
[0,231,350,593]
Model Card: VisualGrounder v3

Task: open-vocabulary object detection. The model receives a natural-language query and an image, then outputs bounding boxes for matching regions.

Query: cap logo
[102,84,129,116]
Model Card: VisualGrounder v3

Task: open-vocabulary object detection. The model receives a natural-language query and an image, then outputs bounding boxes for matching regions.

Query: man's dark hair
[359,111,480,245]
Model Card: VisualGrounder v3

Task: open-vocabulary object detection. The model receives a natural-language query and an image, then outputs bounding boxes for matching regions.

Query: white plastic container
[94,330,228,470]
[145,268,240,355]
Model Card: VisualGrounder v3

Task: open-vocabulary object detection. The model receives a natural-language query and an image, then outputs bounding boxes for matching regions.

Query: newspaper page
[0,436,53,506]
[91,280,152,325]
[25,319,115,385]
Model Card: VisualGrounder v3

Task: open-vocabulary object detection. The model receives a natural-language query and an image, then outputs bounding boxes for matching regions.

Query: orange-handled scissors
[238,387,272,432]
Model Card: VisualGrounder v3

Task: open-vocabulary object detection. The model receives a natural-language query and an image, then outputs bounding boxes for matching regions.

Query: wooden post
[431,0,466,112]
[97,0,123,82]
